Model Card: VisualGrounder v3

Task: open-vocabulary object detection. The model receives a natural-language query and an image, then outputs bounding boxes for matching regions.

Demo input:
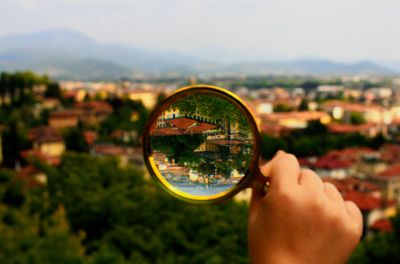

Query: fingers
[251,151,285,214]
[344,201,363,236]
[268,152,301,188]
[323,182,344,203]
[250,169,268,215]
[259,150,285,178]
[299,169,324,190]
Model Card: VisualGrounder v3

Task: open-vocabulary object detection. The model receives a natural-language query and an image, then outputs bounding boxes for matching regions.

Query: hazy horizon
[1,0,400,64]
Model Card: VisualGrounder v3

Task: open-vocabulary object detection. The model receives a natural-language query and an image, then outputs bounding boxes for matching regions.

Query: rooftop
[29,126,63,143]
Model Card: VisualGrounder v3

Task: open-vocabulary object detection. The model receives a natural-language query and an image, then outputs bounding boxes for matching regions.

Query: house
[312,155,353,179]
[91,143,133,167]
[40,97,61,109]
[357,151,388,177]
[74,101,113,126]
[49,109,80,129]
[126,90,158,109]
[303,150,358,179]
[343,190,393,238]
[259,111,331,131]
[328,122,380,138]
[370,218,393,233]
[28,126,65,157]
[371,163,400,203]
[323,101,391,124]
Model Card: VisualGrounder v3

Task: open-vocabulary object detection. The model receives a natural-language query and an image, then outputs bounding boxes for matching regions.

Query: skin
[248,151,363,264]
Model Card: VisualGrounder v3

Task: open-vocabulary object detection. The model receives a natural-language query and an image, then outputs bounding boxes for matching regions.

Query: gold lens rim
[142,84,261,204]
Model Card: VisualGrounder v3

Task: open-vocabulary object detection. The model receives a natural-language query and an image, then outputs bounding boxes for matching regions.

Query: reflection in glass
[149,93,254,197]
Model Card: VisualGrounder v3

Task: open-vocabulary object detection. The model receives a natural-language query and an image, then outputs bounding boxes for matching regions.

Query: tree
[65,128,89,152]
[45,82,63,99]
[350,112,366,125]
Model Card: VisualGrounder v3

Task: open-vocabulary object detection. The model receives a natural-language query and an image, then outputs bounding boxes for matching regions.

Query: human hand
[248,151,363,264]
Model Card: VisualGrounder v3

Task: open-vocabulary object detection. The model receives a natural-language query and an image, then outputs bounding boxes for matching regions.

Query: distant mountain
[0,30,396,80]
[0,29,203,80]
[223,59,395,75]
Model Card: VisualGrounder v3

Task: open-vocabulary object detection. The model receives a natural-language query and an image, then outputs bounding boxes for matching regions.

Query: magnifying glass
[142,85,268,204]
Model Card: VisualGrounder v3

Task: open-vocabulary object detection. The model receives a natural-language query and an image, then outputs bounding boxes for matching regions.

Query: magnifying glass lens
[143,86,259,203]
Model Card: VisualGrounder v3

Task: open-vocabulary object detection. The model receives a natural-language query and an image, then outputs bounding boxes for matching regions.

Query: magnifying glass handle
[250,165,270,193]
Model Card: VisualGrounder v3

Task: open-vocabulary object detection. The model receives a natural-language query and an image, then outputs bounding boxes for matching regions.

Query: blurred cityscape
[1,71,400,262]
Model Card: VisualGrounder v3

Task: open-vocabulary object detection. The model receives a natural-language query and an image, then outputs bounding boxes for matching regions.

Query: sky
[1,0,400,63]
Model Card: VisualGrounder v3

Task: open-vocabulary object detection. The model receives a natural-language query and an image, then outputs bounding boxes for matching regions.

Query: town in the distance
[1,72,400,237]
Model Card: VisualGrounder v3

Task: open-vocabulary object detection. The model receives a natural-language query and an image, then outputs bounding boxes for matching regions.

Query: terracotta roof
[378,163,400,178]
[92,144,127,156]
[50,109,80,118]
[327,147,374,157]
[29,126,63,143]
[208,139,247,146]
[370,219,393,232]
[167,118,197,129]
[151,117,218,136]
[150,127,185,136]
[75,101,113,112]
[328,123,375,134]
[260,111,329,122]
[324,101,384,112]
[313,156,353,169]
[343,191,382,211]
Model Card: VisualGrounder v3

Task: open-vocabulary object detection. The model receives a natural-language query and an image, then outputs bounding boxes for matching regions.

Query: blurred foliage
[0,153,249,263]
[101,98,149,144]
[151,134,206,163]
[171,93,251,134]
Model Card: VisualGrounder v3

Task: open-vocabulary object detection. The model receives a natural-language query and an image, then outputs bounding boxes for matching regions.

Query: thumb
[249,150,285,216]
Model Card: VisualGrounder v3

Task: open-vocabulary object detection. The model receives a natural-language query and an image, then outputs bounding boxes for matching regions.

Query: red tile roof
[313,156,353,169]
[151,117,218,136]
[370,219,393,232]
[50,109,80,118]
[324,101,384,112]
[343,191,382,211]
[328,123,375,134]
[260,111,329,122]
[167,118,197,129]
[378,163,400,178]
[92,144,127,156]
[75,101,113,112]
[29,126,63,143]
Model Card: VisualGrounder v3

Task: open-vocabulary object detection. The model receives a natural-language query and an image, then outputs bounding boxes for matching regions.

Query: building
[28,126,65,157]
[258,111,331,137]
[371,164,400,203]
[49,109,80,129]
[323,101,392,124]
[74,101,113,126]
[126,90,159,109]
[328,123,381,138]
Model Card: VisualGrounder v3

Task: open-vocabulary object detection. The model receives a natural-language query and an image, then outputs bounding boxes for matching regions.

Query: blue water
[168,181,235,196]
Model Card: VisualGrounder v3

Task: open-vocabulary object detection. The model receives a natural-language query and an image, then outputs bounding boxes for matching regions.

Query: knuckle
[307,194,325,211]
[273,185,295,203]
[302,168,316,176]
